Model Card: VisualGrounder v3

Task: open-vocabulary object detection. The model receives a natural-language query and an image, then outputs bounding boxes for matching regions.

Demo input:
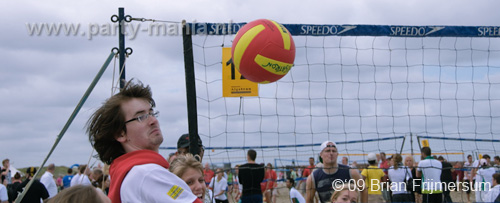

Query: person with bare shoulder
[305,141,366,203]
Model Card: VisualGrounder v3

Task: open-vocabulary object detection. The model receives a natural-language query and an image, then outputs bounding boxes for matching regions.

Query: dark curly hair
[87,80,155,164]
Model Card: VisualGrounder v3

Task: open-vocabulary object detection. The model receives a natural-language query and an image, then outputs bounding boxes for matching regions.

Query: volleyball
[231,19,296,84]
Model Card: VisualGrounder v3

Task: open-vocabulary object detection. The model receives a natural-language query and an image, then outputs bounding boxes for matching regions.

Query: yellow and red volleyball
[231,19,295,84]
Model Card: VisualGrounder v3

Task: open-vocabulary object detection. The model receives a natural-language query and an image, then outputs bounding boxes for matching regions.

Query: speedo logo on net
[25,21,182,40]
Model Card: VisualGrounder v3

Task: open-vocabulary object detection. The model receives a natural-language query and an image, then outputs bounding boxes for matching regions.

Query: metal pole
[182,20,200,159]
[399,135,406,155]
[118,7,126,89]
[410,133,414,160]
[417,135,422,153]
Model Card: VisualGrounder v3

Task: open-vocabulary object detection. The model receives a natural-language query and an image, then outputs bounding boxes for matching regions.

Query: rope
[130,17,181,24]
[14,52,115,203]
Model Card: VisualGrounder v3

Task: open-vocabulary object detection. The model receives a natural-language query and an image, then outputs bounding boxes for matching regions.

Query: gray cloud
[1,0,500,168]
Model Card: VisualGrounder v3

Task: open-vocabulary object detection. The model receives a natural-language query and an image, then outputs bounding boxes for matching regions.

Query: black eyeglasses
[125,111,159,124]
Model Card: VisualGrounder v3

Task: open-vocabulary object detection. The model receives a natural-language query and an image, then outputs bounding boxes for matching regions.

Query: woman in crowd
[388,154,414,202]
[91,168,104,189]
[101,175,110,195]
[7,172,22,202]
[405,155,420,203]
[170,154,214,203]
[330,183,358,203]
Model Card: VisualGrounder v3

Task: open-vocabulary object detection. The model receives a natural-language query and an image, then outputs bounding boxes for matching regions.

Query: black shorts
[463,180,474,194]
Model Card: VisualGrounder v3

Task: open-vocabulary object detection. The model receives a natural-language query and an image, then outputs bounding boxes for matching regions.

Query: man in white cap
[475,157,496,202]
[305,141,366,203]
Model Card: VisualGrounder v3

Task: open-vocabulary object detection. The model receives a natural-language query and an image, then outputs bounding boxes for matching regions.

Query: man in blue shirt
[62,168,74,189]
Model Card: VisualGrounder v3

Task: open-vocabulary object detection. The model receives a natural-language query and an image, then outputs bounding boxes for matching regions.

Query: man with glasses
[87,80,201,203]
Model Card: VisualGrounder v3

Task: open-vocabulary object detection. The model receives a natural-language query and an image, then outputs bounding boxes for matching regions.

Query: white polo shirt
[120,164,198,202]
[0,184,8,202]
[289,187,306,203]
[463,161,472,180]
[70,173,81,187]
[486,184,500,202]
[476,167,496,191]
[473,160,480,180]
[40,171,58,198]
[388,166,412,194]
[417,156,442,194]
[75,174,92,186]
[209,177,228,201]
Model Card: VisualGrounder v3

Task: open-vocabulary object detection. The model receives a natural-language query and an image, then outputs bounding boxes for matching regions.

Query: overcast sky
[1,0,499,169]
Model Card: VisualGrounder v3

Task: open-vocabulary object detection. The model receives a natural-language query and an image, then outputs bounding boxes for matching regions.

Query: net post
[182,20,200,159]
[118,7,126,89]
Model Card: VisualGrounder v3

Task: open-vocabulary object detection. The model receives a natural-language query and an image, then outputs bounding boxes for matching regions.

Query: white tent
[9,166,22,177]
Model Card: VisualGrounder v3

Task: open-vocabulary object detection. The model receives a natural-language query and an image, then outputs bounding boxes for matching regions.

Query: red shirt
[204,169,214,184]
[109,150,202,203]
[452,168,464,181]
[379,160,390,175]
[302,165,315,177]
[261,169,277,192]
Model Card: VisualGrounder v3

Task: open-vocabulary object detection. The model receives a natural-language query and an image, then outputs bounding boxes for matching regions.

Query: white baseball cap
[480,158,487,166]
[320,141,337,152]
[367,153,377,161]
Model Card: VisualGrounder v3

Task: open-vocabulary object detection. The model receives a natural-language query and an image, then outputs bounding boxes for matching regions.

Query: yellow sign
[422,139,429,147]
[222,48,258,97]
[167,185,184,200]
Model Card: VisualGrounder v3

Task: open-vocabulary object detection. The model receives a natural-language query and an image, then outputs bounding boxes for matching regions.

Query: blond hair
[169,154,203,178]
[47,185,105,203]
[330,183,358,202]
[404,155,415,168]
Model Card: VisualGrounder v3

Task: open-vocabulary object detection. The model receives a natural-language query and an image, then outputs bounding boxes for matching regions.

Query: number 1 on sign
[226,58,246,80]
[222,48,258,97]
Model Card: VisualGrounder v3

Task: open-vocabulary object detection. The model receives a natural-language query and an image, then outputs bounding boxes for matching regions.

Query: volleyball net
[168,23,500,170]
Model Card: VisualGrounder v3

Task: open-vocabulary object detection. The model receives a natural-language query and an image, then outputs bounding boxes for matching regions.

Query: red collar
[108,150,169,203]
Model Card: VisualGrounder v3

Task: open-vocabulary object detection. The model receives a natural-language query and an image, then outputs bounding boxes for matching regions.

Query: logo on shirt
[167,185,184,200]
